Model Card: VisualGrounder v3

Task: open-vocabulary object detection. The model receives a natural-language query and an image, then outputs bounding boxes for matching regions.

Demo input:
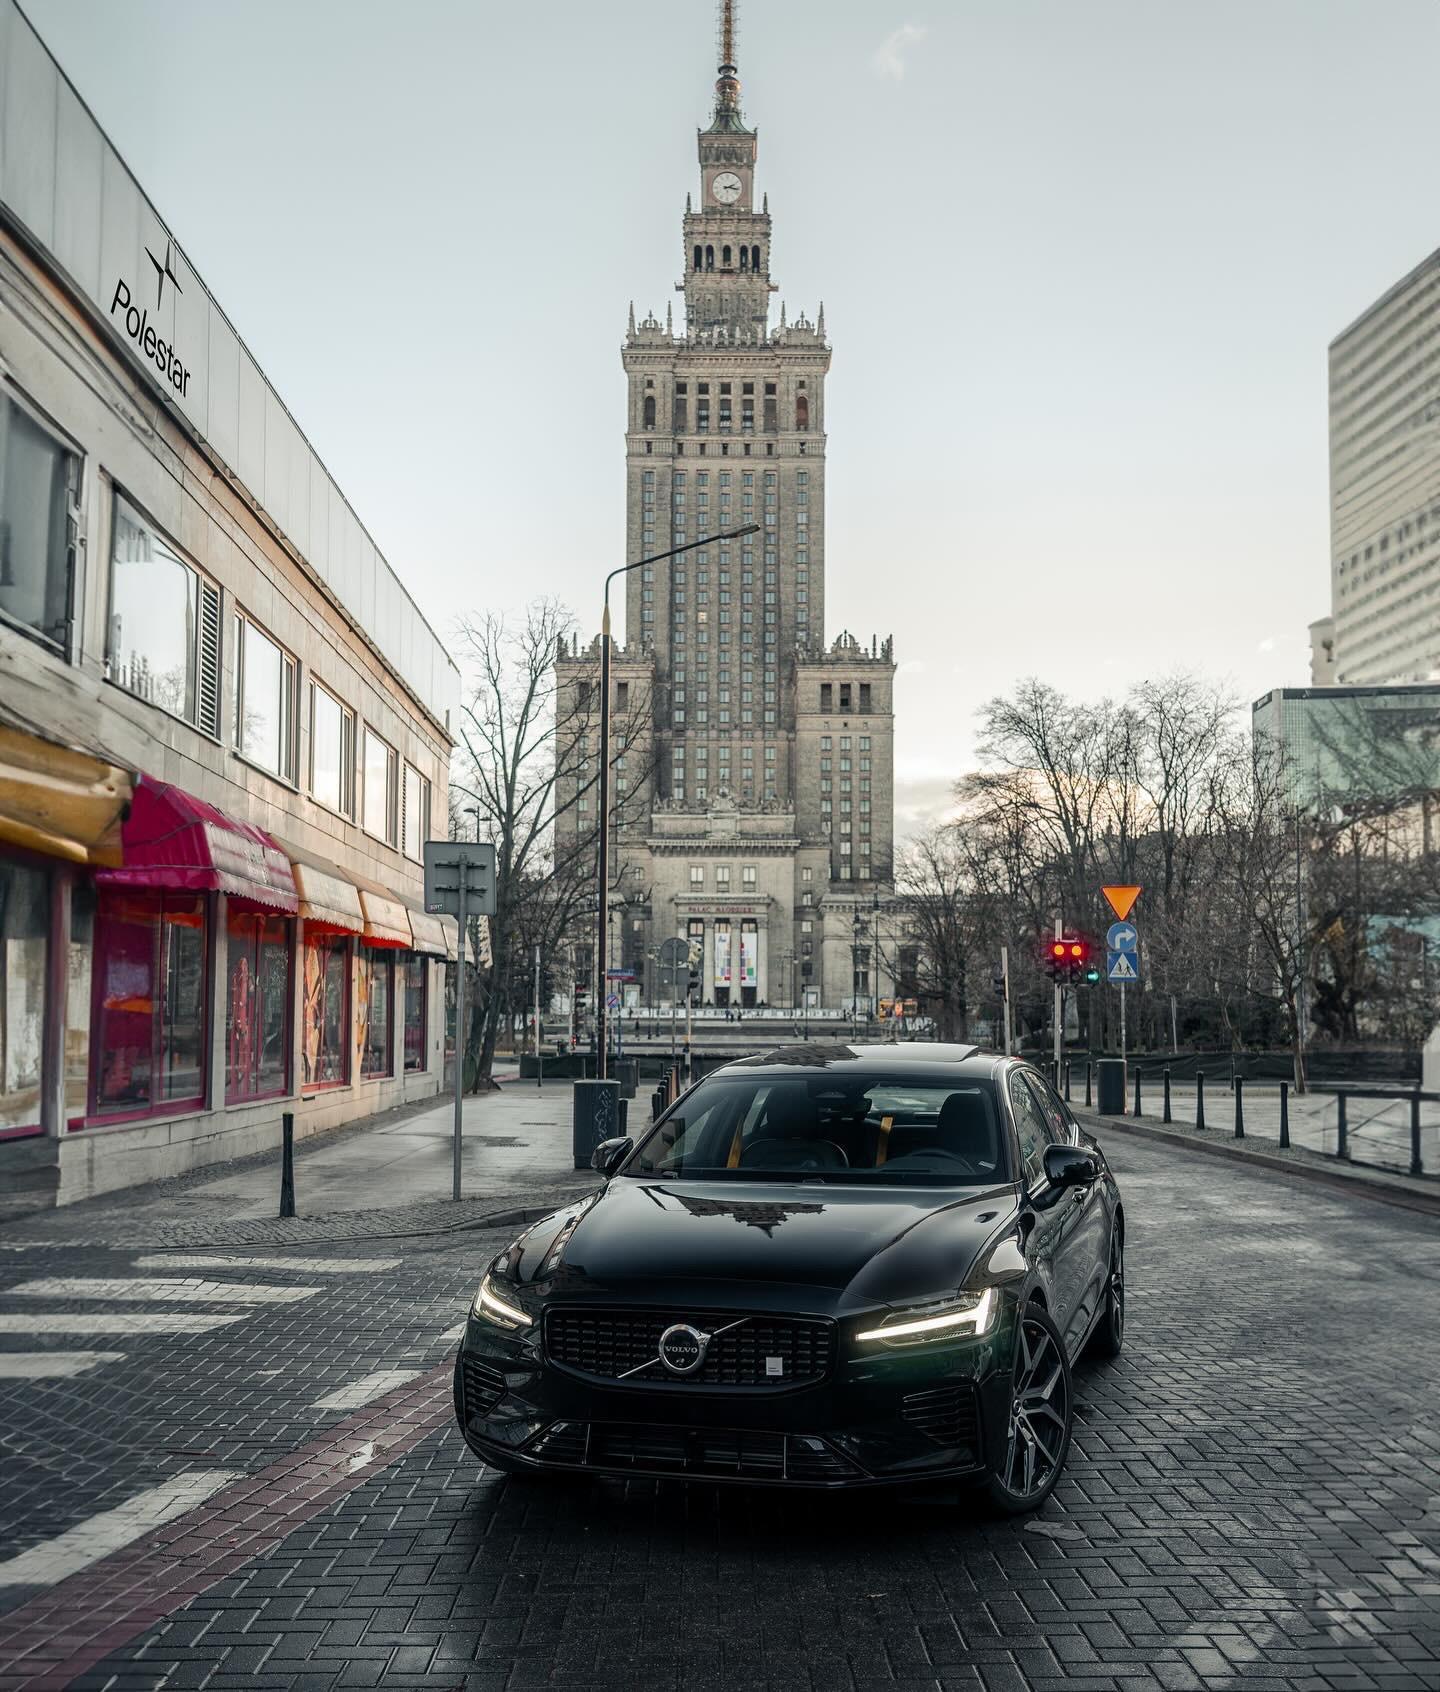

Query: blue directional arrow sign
[1107,922,1138,952]
[1106,950,1140,983]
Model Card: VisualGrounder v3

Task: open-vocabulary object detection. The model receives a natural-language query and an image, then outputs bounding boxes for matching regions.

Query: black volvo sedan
[454,1047,1124,1511]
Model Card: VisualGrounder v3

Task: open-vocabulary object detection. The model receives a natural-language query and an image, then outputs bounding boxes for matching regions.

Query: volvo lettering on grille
[656,1323,710,1376]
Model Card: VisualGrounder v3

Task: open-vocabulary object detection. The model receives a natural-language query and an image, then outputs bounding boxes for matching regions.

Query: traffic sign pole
[1052,917,1062,1078]
[453,859,466,1202]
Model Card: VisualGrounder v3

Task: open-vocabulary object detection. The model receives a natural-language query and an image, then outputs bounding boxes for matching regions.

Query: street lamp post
[595,523,758,1078]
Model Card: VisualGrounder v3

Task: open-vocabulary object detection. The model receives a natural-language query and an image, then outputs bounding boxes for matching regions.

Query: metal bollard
[1064,1061,1072,1102]
[1163,1067,1172,1124]
[1233,1076,1244,1139]
[1411,1093,1423,1176]
[1133,1068,1142,1118]
[1279,1081,1290,1149]
[280,1111,295,1219]
[1195,1070,1206,1130]
[1085,1062,1092,1108]
[1337,1091,1348,1159]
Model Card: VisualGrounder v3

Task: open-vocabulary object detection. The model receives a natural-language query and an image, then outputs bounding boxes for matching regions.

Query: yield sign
[1101,884,1142,921]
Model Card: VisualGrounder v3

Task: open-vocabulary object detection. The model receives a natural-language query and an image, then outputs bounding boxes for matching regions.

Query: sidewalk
[3,1076,595,1251]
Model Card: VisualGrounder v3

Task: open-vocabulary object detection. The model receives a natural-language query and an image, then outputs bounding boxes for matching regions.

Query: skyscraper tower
[559,3,898,1014]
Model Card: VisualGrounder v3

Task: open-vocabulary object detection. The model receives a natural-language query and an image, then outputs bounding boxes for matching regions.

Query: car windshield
[623,1071,1009,1185]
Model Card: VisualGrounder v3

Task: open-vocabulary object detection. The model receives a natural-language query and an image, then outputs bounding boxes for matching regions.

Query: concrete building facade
[0,1,459,1207]
[1326,247,1440,684]
[556,18,900,1013]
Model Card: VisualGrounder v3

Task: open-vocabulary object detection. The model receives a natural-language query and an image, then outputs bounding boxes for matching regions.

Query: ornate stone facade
[557,18,899,1011]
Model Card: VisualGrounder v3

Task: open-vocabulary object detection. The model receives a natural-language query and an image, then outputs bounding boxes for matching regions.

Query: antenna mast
[718,0,737,71]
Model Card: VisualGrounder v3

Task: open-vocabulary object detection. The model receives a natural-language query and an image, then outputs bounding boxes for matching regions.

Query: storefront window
[0,861,48,1140]
[302,933,350,1089]
[403,953,427,1072]
[94,891,207,1118]
[226,910,292,1103]
[357,946,394,1079]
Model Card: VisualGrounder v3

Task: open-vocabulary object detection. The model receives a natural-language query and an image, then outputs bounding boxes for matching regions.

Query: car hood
[508,1177,1018,1314]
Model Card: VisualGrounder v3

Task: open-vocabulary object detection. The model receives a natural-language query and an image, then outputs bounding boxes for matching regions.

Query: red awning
[97,776,298,913]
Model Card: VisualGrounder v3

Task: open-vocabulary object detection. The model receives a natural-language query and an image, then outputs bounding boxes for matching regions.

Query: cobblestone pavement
[1,1134,1437,1690]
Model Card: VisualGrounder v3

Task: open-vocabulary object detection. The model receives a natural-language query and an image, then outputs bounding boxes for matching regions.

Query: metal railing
[1114,1066,1432,1179]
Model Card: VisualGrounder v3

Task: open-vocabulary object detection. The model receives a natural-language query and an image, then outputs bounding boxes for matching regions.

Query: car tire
[1088,1229,1124,1361]
[982,1302,1073,1516]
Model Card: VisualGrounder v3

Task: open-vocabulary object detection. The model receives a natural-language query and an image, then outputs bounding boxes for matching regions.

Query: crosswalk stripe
[0,1313,248,1335]
[134,1254,402,1274]
[7,1277,320,1305]
[310,1369,420,1413]
[0,1470,240,1590]
[0,1352,125,1378]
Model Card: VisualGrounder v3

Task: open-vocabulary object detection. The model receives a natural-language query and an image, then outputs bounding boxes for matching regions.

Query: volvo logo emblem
[657,1323,710,1376]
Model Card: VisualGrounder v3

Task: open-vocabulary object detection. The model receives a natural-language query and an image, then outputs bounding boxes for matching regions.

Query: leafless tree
[450,600,654,1086]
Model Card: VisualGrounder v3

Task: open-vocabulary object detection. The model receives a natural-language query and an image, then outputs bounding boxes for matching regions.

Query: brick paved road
[2,1133,1438,1691]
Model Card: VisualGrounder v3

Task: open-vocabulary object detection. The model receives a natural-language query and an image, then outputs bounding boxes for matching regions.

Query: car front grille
[460,1356,507,1422]
[544,1307,835,1389]
[901,1385,981,1454]
[525,1420,861,1482]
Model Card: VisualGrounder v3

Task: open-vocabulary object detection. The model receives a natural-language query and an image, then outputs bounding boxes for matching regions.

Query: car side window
[1024,1074,1076,1146]
[1007,1071,1049,1190]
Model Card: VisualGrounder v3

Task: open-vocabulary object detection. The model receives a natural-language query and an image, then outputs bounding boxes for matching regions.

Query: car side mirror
[1043,1143,1098,1189]
[591,1136,633,1178]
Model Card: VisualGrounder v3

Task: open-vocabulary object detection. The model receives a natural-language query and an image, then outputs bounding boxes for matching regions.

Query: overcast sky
[22,0,1440,833]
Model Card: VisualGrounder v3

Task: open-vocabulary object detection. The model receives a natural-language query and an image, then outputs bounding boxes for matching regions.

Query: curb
[1075,1108,1440,1219]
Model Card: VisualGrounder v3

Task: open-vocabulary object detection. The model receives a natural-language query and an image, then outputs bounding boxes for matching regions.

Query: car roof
[713,1042,1008,1081]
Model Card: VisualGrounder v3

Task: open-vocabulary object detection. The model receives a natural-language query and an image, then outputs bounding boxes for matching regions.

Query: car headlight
[471,1271,533,1331]
[856,1286,996,1345]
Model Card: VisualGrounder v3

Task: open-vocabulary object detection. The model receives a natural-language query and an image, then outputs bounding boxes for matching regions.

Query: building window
[310,683,356,817]
[93,890,208,1119]
[362,726,399,845]
[0,392,79,654]
[716,866,731,890]
[0,862,48,1140]
[690,865,705,889]
[225,910,292,1103]
[402,763,431,862]
[302,933,350,1089]
[404,954,428,1071]
[358,946,395,1079]
[742,865,757,889]
[233,614,297,782]
[109,496,222,736]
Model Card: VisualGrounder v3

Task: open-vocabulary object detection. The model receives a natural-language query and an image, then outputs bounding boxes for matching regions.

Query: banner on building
[714,921,731,986]
[739,920,758,989]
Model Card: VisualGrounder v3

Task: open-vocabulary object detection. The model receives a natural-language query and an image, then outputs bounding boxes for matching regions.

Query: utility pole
[533,942,542,1090]
[1000,944,1012,1057]
[1052,915,1062,1077]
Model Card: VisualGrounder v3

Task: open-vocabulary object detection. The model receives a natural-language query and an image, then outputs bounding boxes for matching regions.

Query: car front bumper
[453,1303,1017,1489]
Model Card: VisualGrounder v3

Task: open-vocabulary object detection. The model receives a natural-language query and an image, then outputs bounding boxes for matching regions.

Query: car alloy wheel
[1090,1231,1125,1360]
[984,1304,1072,1514]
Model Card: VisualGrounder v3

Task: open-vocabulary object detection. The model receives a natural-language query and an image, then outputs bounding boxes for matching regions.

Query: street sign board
[606,993,620,1010]
[423,840,497,917]
[1106,921,1138,952]
[1101,885,1141,921]
[1106,950,1140,982]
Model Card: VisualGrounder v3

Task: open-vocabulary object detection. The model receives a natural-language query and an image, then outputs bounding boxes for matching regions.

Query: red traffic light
[1051,942,1066,958]
[1070,943,1084,958]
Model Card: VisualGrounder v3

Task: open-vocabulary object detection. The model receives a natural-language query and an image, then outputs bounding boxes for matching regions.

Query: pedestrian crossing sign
[1106,950,1139,982]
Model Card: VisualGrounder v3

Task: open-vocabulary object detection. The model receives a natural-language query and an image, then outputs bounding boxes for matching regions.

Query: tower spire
[713,0,742,125]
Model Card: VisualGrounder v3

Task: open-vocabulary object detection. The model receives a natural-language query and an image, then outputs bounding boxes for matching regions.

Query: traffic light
[1041,936,1093,985]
